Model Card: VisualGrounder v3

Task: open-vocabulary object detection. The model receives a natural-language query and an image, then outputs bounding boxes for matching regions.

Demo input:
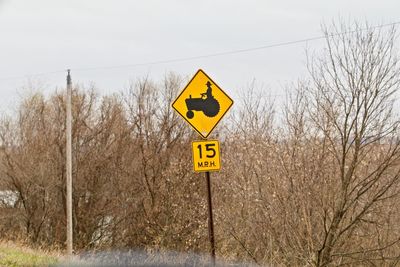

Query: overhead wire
[1,20,400,81]
[59,21,400,72]
[0,70,66,81]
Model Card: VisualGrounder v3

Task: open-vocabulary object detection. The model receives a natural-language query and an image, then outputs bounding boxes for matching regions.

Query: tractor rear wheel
[203,98,220,117]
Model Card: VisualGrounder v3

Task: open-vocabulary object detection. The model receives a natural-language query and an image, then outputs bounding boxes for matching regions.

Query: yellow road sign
[172,69,233,138]
[192,140,220,172]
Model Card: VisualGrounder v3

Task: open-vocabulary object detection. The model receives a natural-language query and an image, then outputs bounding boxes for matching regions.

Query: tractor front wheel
[186,110,194,119]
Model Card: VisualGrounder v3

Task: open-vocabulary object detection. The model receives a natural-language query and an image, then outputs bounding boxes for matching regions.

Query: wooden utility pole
[66,69,73,257]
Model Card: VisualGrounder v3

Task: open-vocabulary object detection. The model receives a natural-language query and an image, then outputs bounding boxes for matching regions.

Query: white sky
[0,0,399,112]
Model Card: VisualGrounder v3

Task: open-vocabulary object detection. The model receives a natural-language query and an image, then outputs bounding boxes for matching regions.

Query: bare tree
[305,22,400,266]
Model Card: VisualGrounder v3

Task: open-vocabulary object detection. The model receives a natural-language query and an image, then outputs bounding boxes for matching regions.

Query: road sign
[192,140,221,172]
[172,69,233,138]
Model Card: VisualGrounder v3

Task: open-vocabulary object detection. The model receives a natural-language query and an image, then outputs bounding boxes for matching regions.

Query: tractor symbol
[185,81,220,119]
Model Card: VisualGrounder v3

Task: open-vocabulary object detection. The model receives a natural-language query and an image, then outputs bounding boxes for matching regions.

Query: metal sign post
[206,171,216,265]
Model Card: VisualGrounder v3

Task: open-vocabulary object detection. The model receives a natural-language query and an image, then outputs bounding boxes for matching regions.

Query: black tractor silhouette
[185,81,220,119]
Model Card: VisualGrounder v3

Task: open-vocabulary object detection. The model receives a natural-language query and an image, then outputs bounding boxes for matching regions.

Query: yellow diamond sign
[172,69,233,138]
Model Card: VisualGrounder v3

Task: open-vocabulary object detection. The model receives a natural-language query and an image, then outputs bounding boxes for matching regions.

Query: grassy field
[0,242,59,267]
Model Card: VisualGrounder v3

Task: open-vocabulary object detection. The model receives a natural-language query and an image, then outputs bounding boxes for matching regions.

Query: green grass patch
[0,244,58,267]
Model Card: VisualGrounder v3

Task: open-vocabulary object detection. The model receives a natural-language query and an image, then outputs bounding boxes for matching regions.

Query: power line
[70,21,400,72]
[0,70,66,82]
[1,20,399,81]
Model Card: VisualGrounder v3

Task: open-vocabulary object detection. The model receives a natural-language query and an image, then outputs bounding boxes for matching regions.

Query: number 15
[197,143,216,159]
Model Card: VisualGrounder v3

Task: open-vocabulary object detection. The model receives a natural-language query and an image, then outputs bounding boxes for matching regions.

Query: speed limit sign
[192,140,221,172]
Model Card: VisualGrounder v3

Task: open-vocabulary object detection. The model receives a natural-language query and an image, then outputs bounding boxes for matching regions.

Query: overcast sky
[1,0,399,112]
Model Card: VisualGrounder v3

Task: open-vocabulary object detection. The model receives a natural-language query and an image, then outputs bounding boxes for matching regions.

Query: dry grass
[0,241,60,267]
